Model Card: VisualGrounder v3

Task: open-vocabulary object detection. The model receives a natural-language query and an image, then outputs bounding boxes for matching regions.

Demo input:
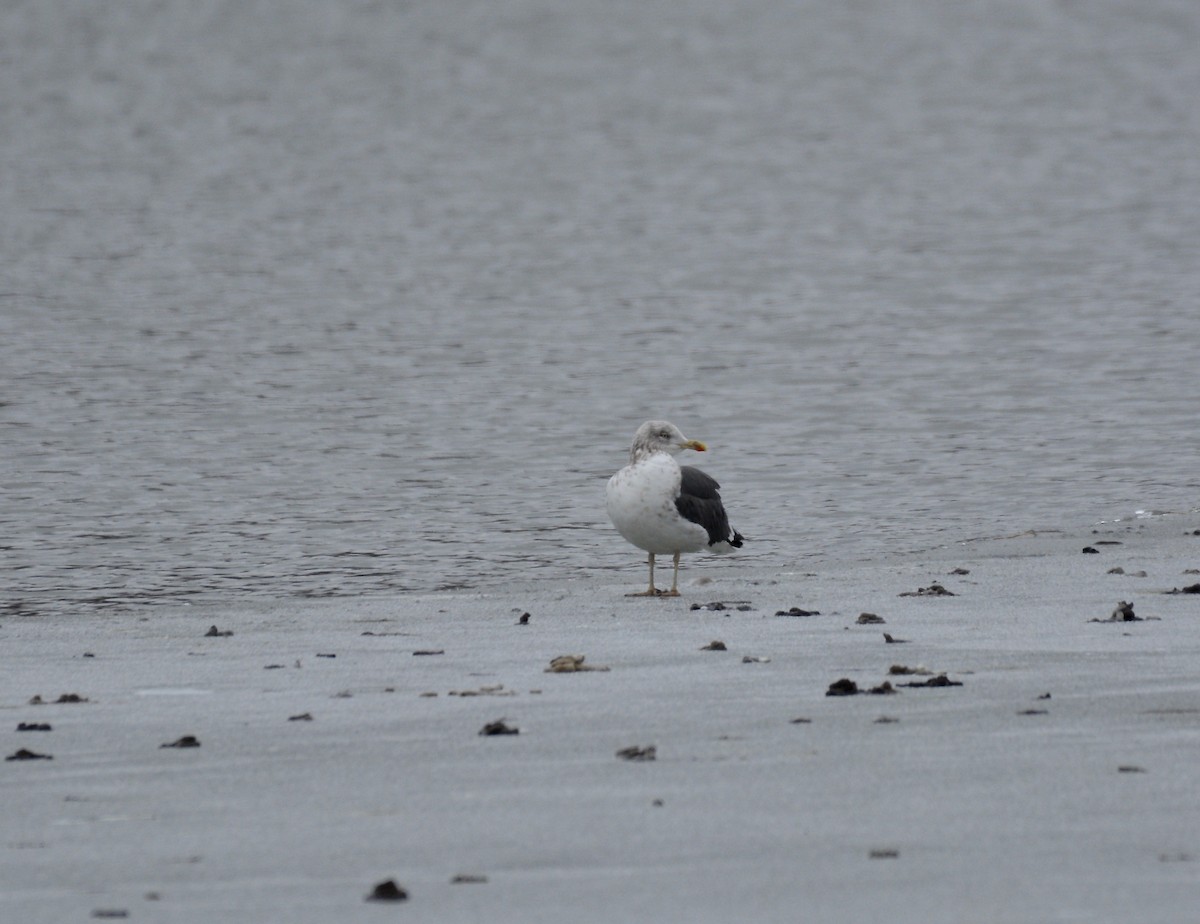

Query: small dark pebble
[898,674,962,688]
[700,640,727,651]
[82,652,95,658]
[882,633,909,644]
[412,649,445,656]
[1118,765,1146,773]
[651,798,665,807]
[616,745,656,761]
[790,717,812,724]
[856,612,885,624]
[264,663,285,669]
[874,716,899,724]
[316,653,336,658]
[17,723,52,732]
[288,713,313,722]
[867,681,898,695]
[691,601,726,611]
[775,606,820,617]
[478,719,519,736]
[90,910,129,919]
[1094,540,1122,546]
[160,735,201,749]
[517,612,531,625]
[949,567,970,575]
[869,849,899,859]
[1082,546,1099,554]
[366,879,408,902]
[6,748,53,761]
[1018,709,1049,716]
[451,874,488,884]
[204,625,233,637]
[1107,567,1125,574]
[826,678,859,697]
[1037,692,1052,700]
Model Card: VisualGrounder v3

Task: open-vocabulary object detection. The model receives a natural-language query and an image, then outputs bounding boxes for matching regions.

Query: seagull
[606,420,744,596]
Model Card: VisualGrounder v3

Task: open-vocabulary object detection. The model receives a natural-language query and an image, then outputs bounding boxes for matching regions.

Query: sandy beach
[4,515,1199,923]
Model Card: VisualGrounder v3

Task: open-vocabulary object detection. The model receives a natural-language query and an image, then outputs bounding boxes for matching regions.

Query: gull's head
[630,420,707,462]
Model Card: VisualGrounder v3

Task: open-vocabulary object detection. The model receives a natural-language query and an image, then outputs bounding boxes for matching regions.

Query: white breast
[606,453,710,555]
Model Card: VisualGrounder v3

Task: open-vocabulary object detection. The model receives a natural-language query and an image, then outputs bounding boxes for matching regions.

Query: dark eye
[659,429,671,439]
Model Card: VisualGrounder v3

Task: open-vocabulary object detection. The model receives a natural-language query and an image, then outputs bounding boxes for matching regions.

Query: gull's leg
[661,551,682,597]
[626,552,660,597]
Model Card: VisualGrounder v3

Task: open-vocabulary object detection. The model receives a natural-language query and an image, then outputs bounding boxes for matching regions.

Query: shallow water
[3,1,1198,614]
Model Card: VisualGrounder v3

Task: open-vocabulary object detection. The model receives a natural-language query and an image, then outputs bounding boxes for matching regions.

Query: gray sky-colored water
[3,0,1198,613]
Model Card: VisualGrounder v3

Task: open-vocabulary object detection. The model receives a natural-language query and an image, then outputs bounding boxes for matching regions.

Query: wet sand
[4,516,1200,923]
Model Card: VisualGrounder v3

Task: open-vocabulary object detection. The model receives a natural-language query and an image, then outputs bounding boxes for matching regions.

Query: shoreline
[3,515,1200,923]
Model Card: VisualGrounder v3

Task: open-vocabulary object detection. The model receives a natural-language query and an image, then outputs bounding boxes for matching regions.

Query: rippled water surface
[3,1,1198,614]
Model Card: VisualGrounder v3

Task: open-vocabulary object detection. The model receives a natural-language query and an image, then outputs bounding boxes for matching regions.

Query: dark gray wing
[676,465,743,548]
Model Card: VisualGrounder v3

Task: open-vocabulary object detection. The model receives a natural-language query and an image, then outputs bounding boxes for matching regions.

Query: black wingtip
[730,531,745,548]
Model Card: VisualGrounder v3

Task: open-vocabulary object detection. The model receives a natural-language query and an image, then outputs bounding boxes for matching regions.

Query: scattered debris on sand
[288,713,313,722]
[1082,546,1099,554]
[826,678,859,696]
[700,640,727,651]
[28,694,89,705]
[545,654,610,673]
[204,625,233,637]
[897,674,962,688]
[867,681,897,695]
[475,720,518,734]
[6,748,53,761]
[616,745,656,761]
[478,719,518,736]
[869,848,899,859]
[160,735,201,748]
[899,584,955,597]
[365,879,408,902]
[1018,708,1049,716]
[882,633,909,644]
[949,567,970,575]
[742,655,770,663]
[874,716,899,724]
[888,665,933,676]
[775,606,820,617]
[1166,583,1200,595]
[856,612,885,624]
[451,874,488,884]
[17,723,52,732]
[1090,601,1144,622]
